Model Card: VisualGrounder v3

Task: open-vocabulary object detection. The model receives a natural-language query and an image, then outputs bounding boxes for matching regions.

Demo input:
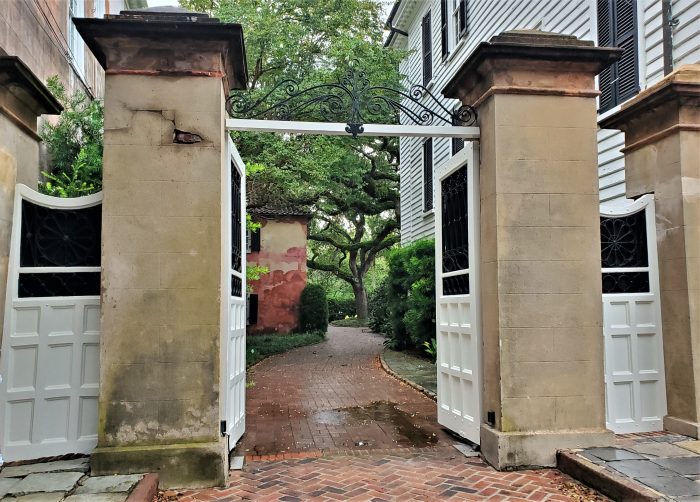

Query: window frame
[421,10,433,87]
[423,138,434,213]
[68,0,86,77]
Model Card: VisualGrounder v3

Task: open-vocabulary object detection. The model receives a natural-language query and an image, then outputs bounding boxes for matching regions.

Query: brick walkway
[238,326,452,457]
[174,327,607,501]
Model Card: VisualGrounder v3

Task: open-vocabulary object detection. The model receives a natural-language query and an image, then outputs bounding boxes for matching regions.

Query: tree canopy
[183,0,407,318]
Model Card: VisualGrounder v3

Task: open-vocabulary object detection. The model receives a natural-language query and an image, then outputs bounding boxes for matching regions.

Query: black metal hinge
[220,420,227,436]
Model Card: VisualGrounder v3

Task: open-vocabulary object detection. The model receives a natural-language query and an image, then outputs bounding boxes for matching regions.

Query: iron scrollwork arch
[226,62,477,137]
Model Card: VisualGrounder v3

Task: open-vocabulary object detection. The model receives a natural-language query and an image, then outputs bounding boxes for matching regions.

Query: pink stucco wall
[247,216,308,334]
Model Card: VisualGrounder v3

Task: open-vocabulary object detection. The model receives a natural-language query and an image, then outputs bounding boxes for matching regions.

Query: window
[249,227,261,253]
[597,0,639,112]
[422,11,432,86]
[94,0,106,18]
[68,0,85,76]
[423,139,434,212]
[452,108,465,155]
[453,0,468,42]
[440,0,449,58]
[247,294,259,325]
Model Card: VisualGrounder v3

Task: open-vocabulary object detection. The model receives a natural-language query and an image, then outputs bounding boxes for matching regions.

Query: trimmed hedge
[328,296,356,321]
[369,239,435,350]
[299,284,329,332]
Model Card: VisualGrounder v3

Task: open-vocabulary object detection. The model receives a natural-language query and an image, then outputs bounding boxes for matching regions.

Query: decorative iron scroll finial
[226,62,477,138]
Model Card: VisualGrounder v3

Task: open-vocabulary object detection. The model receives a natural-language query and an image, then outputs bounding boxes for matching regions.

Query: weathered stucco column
[600,65,700,438]
[0,57,61,345]
[75,8,247,487]
[444,31,620,468]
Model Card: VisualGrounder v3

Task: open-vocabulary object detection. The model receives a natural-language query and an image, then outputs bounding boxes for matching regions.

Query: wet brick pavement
[176,451,604,501]
[238,326,453,457]
[175,327,608,501]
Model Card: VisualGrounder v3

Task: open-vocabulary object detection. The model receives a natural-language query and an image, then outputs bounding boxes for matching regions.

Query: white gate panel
[601,195,666,434]
[435,143,481,445]
[0,186,102,461]
[222,137,246,450]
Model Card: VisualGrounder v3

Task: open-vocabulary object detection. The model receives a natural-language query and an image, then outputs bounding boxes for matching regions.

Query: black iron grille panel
[232,275,243,298]
[18,272,100,298]
[20,200,101,267]
[600,211,648,268]
[231,163,243,273]
[602,272,649,294]
[441,166,469,274]
[443,274,469,295]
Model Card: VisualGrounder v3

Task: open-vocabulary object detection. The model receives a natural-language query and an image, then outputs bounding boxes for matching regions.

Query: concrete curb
[378,351,437,402]
[126,473,158,502]
[557,450,663,502]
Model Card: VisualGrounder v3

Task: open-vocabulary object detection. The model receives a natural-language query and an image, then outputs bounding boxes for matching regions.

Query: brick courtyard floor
[174,327,607,501]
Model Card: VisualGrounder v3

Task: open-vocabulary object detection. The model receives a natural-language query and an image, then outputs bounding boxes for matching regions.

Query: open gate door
[222,137,247,451]
[435,142,482,445]
[601,195,666,433]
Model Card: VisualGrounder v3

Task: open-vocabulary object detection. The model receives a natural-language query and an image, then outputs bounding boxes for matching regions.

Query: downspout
[661,0,678,75]
[384,0,408,48]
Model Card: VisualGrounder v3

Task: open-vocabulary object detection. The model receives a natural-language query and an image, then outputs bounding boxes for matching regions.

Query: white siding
[398,0,594,244]
[398,0,700,242]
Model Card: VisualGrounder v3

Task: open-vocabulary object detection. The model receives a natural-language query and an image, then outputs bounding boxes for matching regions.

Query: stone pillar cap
[0,56,63,116]
[443,30,622,101]
[600,64,700,131]
[74,8,248,91]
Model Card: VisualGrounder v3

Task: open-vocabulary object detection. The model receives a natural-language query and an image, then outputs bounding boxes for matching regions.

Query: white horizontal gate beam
[226,119,480,139]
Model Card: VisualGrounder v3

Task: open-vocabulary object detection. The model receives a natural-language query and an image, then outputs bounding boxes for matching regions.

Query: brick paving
[176,451,604,501]
[238,326,452,457]
[174,326,607,501]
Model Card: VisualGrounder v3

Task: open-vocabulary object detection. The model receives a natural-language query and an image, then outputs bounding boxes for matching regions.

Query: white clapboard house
[386,0,700,434]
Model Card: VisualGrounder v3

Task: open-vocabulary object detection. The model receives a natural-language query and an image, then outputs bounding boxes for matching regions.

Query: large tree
[182,0,405,319]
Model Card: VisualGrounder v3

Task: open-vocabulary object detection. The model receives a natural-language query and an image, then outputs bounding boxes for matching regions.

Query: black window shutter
[597,0,639,113]
[250,227,261,252]
[440,0,448,58]
[452,111,465,155]
[422,11,432,86]
[423,139,433,212]
[248,294,259,325]
[458,0,468,39]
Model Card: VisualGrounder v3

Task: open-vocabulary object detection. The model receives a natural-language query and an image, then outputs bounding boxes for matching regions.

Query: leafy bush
[299,284,329,332]
[368,277,391,336]
[247,330,325,367]
[382,239,435,350]
[327,296,356,321]
[39,76,103,197]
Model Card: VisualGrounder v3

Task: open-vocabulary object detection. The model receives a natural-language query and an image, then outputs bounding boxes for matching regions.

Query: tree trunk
[353,283,369,320]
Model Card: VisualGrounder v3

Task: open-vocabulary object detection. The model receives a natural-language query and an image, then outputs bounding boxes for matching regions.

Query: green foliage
[327,296,356,321]
[39,76,103,197]
[330,317,367,328]
[422,338,438,364]
[368,277,391,337]
[246,330,326,367]
[208,0,406,319]
[377,239,436,350]
[299,284,329,332]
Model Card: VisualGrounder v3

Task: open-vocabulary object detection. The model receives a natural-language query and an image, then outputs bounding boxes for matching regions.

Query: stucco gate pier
[74,8,247,487]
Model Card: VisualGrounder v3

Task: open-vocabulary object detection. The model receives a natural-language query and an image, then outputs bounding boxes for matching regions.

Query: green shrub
[383,239,435,350]
[40,76,103,197]
[330,317,367,327]
[327,296,356,321]
[247,330,325,367]
[368,277,391,336]
[299,284,329,332]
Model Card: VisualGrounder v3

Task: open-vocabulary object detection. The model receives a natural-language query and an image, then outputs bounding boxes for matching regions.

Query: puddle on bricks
[311,401,438,447]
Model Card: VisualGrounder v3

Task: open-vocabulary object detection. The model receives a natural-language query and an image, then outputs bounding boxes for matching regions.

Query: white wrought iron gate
[222,137,246,450]
[435,143,482,445]
[601,194,666,433]
[0,185,102,461]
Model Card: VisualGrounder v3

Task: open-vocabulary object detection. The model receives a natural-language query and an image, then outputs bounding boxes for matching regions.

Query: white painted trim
[17,267,101,274]
[226,119,480,139]
[15,184,102,209]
